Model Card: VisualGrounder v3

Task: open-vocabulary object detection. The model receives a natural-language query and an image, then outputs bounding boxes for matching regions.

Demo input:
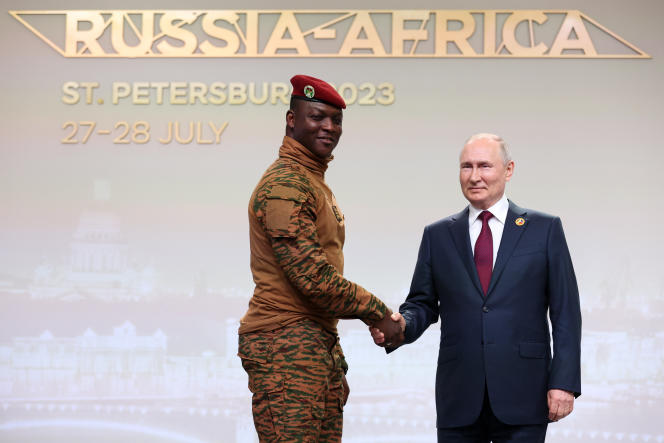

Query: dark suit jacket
[396,201,581,428]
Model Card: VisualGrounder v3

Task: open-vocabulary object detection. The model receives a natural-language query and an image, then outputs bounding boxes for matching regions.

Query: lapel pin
[515,217,526,226]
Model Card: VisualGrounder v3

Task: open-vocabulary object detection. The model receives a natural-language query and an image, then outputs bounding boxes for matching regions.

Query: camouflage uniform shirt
[239,136,388,340]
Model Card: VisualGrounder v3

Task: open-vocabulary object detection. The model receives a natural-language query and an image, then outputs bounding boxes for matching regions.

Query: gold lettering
[270,82,290,105]
[338,83,358,105]
[110,12,154,57]
[189,82,208,104]
[243,12,259,56]
[153,82,169,105]
[156,12,198,55]
[500,11,548,56]
[377,82,395,105]
[549,11,597,56]
[249,83,269,105]
[196,122,212,144]
[228,83,247,104]
[392,11,430,56]
[209,82,227,105]
[65,12,105,56]
[339,12,386,56]
[62,81,79,104]
[210,122,229,143]
[132,82,150,105]
[200,12,241,56]
[434,11,476,56]
[170,82,188,105]
[80,82,99,104]
[263,12,309,55]
[112,82,131,104]
[10,10,646,59]
[483,11,497,56]
[159,121,173,144]
[175,121,195,144]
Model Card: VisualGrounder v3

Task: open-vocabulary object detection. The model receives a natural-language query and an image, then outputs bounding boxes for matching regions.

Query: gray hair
[462,133,512,165]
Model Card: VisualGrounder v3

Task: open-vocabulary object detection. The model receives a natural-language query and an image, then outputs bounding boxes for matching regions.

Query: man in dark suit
[371,133,581,442]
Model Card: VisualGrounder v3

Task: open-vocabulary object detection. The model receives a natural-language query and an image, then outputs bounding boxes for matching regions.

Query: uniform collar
[279,136,332,176]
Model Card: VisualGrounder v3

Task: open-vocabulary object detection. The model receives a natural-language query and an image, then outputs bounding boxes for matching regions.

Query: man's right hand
[370,312,405,348]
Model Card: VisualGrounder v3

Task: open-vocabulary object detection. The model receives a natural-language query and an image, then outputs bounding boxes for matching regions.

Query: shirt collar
[279,136,331,176]
[468,194,509,225]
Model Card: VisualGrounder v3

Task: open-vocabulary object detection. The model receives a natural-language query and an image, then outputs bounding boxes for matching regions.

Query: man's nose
[470,167,481,182]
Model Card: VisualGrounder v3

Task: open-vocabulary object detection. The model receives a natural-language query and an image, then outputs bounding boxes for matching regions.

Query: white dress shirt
[468,194,509,268]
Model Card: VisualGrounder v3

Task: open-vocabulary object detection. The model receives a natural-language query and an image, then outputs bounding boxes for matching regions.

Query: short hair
[463,133,512,165]
[289,95,298,112]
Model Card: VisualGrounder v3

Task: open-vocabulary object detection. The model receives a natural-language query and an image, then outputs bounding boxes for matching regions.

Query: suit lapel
[486,201,528,297]
[448,207,484,297]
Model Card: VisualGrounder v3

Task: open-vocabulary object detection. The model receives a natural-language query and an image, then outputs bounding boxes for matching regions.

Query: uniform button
[482,306,489,313]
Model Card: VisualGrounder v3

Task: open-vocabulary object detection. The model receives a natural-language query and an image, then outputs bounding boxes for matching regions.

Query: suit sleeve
[258,181,387,326]
[398,226,440,346]
[546,217,582,397]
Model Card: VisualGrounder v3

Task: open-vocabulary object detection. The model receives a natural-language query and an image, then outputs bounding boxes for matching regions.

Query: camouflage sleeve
[255,178,387,325]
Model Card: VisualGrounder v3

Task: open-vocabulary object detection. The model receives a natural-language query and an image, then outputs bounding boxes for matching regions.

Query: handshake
[369,310,406,348]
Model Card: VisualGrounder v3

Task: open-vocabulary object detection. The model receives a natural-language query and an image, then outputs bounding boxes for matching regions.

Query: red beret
[290,74,346,109]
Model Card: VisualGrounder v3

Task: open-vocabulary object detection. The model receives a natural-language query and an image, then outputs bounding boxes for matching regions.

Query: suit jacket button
[482,306,489,313]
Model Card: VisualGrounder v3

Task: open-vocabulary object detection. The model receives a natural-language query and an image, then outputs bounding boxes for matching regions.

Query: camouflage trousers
[238,320,345,443]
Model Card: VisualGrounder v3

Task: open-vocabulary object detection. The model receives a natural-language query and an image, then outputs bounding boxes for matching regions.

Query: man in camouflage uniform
[238,74,402,442]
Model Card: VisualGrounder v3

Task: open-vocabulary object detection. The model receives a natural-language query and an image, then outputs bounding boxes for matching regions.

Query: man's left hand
[370,312,406,348]
[547,389,574,421]
[342,374,350,405]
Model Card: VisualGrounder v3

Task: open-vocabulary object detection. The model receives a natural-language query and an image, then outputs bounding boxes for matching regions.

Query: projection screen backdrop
[1,1,662,442]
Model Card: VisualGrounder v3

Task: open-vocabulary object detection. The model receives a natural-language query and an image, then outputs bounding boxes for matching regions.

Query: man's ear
[505,160,515,182]
[286,109,295,130]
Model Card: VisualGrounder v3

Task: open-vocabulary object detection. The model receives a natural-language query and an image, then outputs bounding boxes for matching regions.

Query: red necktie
[474,211,493,295]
